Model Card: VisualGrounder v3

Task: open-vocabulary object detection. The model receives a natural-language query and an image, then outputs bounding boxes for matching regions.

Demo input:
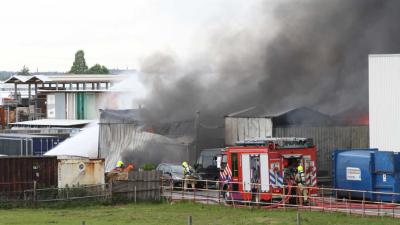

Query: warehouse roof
[10,119,94,128]
[4,74,127,84]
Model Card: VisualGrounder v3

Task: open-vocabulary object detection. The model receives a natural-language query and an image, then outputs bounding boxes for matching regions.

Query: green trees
[88,64,109,74]
[69,50,88,74]
[69,50,109,74]
[17,65,30,75]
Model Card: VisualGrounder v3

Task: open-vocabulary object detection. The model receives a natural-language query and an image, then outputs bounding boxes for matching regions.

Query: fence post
[283,185,286,211]
[349,192,352,215]
[206,180,209,205]
[182,179,184,200]
[362,192,365,217]
[335,190,338,213]
[322,186,325,212]
[193,180,196,203]
[134,185,137,204]
[110,182,113,203]
[33,180,37,206]
[392,194,395,218]
[170,179,173,202]
[218,181,221,205]
[187,215,192,225]
[296,212,301,225]
[159,176,162,202]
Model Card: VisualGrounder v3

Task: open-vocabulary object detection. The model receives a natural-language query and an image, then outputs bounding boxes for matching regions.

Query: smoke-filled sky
[136,0,400,120]
[3,0,400,119]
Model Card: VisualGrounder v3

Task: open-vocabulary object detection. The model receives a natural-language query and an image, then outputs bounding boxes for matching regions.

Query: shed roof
[11,119,94,127]
[4,74,127,84]
[272,107,334,126]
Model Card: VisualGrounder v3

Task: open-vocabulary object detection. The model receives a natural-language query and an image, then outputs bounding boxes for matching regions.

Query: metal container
[224,117,272,146]
[333,149,400,201]
[57,157,105,188]
[0,133,64,156]
[369,54,400,151]
[0,156,58,193]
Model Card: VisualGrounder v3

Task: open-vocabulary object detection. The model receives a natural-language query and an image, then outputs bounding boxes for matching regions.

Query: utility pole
[194,111,200,163]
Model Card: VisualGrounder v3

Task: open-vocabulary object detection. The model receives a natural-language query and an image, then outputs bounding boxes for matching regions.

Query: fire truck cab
[219,137,317,203]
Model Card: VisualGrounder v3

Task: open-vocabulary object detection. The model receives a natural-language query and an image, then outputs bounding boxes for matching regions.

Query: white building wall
[369,54,400,151]
[47,94,56,119]
[225,117,273,146]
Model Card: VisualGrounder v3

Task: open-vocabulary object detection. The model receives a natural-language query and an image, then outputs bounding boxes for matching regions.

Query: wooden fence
[112,170,162,202]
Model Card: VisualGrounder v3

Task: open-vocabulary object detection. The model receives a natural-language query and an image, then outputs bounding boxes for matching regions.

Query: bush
[141,163,156,171]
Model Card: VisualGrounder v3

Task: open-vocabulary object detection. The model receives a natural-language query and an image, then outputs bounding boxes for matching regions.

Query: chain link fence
[160,178,400,218]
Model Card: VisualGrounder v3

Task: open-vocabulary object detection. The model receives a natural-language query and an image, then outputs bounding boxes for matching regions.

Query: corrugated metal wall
[47,94,56,119]
[0,156,58,192]
[54,93,66,119]
[99,123,189,172]
[66,93,76,120]
[84,93,97,119]
[225,117,273,146]
[273,126,369,178]
[369,54,400,151]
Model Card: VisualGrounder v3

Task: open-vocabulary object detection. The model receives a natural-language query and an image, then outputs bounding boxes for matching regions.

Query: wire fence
[0,182,111,205]
[3,177,400,219]
[160,178,400,218]
[0,177,161,206]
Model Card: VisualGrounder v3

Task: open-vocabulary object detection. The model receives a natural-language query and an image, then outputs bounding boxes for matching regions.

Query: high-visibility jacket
[295,171,306,185]
[183,165,194,176]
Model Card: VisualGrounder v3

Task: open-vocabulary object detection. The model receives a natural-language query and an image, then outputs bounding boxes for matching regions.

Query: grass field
[0,202,400,225]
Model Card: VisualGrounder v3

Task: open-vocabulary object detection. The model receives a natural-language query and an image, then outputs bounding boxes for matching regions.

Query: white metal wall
[58,157,105,188]
[225,117,273,146]
[47,94,56,119]
[369,54,400,151]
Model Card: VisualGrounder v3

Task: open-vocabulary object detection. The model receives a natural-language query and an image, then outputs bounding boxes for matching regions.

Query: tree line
[17,50,109,75]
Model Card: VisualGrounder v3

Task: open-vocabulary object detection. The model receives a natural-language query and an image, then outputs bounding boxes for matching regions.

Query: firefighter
[182,161,196,191]
[295,165,308,205]
[115,160,125,171]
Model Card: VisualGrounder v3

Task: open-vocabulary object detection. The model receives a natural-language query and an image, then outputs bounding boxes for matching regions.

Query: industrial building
[369,54,400,151]
[224,107,369,182]
[3,74,126,123]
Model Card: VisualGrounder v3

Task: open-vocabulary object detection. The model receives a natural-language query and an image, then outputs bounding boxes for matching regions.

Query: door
[241,154,251,192]
[260,154,270,192]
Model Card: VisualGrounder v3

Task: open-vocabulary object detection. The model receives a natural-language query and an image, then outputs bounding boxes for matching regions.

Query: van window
[232,153,238,177]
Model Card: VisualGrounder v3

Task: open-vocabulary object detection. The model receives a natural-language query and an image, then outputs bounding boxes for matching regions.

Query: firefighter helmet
[297,165,304,172]
[117,160,124,168]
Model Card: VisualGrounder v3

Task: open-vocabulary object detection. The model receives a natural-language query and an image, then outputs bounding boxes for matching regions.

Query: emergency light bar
[236,137,314,148]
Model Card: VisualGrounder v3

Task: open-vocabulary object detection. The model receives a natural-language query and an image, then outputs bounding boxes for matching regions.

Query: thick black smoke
[139,0,400,121]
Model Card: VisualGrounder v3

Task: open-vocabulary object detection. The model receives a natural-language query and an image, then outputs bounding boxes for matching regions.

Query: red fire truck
[219,138,317,203]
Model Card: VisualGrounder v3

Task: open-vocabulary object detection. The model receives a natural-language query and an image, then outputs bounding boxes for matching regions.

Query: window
[231,153,239,177]
[232,183,239,191]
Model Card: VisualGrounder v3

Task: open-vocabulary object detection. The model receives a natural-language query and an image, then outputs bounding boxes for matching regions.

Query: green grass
[0,202,399,225]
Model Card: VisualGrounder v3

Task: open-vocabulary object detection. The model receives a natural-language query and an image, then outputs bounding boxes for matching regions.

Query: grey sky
[0,0,269,72]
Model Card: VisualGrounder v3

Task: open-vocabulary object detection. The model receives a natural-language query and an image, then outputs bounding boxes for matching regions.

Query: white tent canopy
[45,122,99,158]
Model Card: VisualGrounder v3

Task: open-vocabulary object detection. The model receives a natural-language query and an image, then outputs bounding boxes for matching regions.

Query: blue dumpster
[333,149,400,202]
